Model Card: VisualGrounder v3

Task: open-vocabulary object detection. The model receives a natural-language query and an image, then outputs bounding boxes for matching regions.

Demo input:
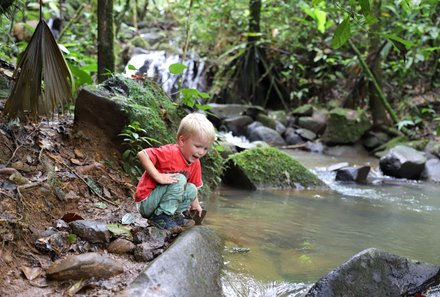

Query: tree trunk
[97,0,114,83]
[248,0,261,43]
[368,0,392,129]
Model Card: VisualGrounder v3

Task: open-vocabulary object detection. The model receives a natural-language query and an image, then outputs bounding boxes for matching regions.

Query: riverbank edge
[120,226,224,297]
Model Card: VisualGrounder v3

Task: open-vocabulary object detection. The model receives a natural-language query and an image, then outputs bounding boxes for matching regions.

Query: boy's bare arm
[137,150,179,184]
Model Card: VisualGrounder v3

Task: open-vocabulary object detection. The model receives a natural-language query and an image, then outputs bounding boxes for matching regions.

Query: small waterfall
[124,50,208,96]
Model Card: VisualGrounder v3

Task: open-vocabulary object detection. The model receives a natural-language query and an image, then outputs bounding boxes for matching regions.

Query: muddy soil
[0,100,156,296]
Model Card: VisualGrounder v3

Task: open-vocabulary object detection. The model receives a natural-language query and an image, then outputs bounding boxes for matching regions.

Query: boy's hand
[155,173,180,185]
[191,202,203,217]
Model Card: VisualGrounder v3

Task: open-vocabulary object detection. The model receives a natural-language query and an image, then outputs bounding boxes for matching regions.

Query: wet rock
[379,145,427,180]
[421,158,440,182]
[223,115,253,136]
[46,252,124,280]
[69,220,111,243]
[284,127,305,145]
[248,125,286,146]
[327,162,350,171]
[335,165,370,183]
[305,248,440,297]
[108,238,136,254]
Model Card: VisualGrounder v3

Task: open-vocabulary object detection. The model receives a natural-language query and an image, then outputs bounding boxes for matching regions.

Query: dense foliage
[0,0,438,135]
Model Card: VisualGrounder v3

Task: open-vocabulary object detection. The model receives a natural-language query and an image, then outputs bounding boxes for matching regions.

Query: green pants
[138,174,198,218]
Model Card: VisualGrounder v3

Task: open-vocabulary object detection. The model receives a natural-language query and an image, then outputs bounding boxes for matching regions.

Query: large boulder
[379,145,427,180]
[120,226,223,297]
[73,75,223,196]
[305,248,440,297]
[321,108,372,145]
[74,75,180,146]
[222,146,325,190]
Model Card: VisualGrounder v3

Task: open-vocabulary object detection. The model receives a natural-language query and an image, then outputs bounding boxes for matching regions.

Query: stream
[204,149,440,297]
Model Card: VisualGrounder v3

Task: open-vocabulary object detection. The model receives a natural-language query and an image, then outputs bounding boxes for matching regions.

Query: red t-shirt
[134,144,203,202]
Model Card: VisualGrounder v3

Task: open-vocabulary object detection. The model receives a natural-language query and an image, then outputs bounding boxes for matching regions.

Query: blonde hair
[177,113,217,143]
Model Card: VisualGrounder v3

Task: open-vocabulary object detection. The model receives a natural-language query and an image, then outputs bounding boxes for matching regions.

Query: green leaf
[67,233,77,243]
[107,224,132,237]
[358,0,370,16]
[315,10,327,33]
[68,63,93,86]
[128,64,137,70]
[382,33,415,49]
[169,63,187,75]
[331,18,351,49]
[397,120,414,131]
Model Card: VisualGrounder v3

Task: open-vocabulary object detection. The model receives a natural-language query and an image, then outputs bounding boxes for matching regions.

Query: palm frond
[4,19,73,120]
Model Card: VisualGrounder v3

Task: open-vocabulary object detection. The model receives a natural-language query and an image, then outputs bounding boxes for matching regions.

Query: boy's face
[178,133,212,164]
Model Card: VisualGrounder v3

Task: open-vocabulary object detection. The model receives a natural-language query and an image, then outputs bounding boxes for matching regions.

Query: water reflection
[204,150,440,295]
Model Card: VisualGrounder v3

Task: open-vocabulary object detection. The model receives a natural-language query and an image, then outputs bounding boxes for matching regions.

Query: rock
[207,103,250,127]
[379,145,427,180]
[74,88,130,144]
[69,220,111,244]
[321,108,372,145]
[255,113,276,130]
[292,104,313,117]
[223,115,253,136]
[284,127,305,145]
[108,238,136,254]
[335,165,370,183]
[421,158,440,182]
[222,147,325,190]
[46,252,124,280]
[327,162,350,171]
[305,248,440,297]
[121,226,223,297]
[247,126,286,146]
[133,243,156,262]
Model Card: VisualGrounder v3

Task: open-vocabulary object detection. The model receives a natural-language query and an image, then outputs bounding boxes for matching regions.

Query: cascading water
[123,50,208,96]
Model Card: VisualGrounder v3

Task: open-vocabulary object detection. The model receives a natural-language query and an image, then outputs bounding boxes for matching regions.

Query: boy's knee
[185,183,198,200]
[175,174,187,185]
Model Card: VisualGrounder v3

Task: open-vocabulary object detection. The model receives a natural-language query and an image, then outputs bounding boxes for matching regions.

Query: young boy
[135,112,216,233]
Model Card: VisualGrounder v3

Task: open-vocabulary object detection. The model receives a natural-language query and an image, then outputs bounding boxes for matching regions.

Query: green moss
[405,139,429,151]
[228,147,324,188]
[87,75,224,196]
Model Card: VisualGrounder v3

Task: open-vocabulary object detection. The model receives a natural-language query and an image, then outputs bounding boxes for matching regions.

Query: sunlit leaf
[397,120,414,131]
[107,223,132,237]
[169,63,187,75]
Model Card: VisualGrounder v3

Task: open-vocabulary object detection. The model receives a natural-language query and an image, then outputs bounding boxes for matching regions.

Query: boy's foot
[173,213,195,229]
[150,213,183,233]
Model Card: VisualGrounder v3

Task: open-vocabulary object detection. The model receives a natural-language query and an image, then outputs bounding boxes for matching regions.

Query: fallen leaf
[61,213,84,223]
[21,266,43,281]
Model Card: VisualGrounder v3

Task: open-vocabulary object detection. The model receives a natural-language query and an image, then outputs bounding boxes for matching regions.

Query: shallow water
[203,149,440,295]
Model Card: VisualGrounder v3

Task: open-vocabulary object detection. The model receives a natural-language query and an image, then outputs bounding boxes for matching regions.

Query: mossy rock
[292,104,313,116]
[321,108,372,145]
[74,75,223,196]
[222,147,325,190]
